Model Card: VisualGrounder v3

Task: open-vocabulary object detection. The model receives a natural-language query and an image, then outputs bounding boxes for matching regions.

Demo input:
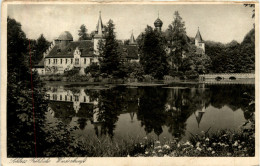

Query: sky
[8,4,255,44]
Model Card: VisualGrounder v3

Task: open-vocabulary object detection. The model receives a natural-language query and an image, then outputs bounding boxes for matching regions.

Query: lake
[45,83,255,143]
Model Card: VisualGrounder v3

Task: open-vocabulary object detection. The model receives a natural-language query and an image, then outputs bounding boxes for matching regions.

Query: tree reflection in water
[47,84,255,141]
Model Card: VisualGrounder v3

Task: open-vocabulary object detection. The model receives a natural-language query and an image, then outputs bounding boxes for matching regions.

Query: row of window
[52,94,88,102]
[47,58,94,65]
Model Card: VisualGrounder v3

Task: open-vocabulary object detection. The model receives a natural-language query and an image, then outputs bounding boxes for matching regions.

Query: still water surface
[45,83,254,142]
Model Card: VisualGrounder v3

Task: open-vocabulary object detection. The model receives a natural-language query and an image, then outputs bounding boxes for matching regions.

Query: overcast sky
[8,4,254,43]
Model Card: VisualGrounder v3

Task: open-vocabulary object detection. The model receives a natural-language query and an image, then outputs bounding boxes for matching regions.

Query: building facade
[35,12,139,75]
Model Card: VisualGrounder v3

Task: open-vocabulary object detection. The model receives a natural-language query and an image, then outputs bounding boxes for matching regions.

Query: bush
[169,70,184,78]
[163,75,174,81]
[84,63,100,77]
[124,62,145,81]
[64,67,81,77]
[184,70,199,80]
[143,75,154,82]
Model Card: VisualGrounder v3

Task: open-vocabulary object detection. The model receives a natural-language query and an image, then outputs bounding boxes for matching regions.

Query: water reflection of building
[46,86,98,114]
[46,86,141,137]
[165,88,188,112]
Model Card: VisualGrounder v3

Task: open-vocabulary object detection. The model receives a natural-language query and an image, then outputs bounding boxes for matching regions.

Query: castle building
[34,12,139,75]
[34,13,205,76]
[195,27,205,53]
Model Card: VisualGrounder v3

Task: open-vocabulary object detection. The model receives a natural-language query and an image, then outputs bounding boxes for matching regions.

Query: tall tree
[78,24,89,40]
[34,34,49,64]
[99,19,123,77]
[166,11,189,71]
[7,17,48,157]
[138,26,169,79]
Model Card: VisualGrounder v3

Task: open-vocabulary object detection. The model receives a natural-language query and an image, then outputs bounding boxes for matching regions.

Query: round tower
[57,31,73,50]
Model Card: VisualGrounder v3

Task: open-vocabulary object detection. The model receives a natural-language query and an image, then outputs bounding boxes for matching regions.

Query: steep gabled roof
[45,40,95,58]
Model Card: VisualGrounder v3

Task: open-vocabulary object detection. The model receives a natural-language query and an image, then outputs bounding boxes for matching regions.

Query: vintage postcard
[1,1,259,166]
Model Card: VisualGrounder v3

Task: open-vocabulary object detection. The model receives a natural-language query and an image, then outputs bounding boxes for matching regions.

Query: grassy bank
[44,118,254,157]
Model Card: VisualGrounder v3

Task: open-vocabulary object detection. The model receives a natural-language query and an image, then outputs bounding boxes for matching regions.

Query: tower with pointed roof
[129,30,136,45]
[154,12,163,32]
[94,11,105,55]
[195,27,205,53]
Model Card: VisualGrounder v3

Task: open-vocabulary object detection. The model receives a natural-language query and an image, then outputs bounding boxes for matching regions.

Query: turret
[195,27,205,53]
[154,12,163,32]
[129,30,136,45]
[94,11,105,55]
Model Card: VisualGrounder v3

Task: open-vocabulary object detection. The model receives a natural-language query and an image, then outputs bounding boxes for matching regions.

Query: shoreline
[42,79,255,87]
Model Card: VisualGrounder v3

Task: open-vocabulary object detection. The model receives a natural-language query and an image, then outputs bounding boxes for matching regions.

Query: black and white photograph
[1,1,259,165]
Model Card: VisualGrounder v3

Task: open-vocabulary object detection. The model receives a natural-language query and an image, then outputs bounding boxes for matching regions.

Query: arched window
[229,76,236,80]
[215,77,222,81]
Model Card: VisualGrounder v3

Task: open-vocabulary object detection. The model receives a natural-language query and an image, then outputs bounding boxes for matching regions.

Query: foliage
[123,62,145,80]
[180,45,212,76]
[138,26,169,79]
[78,24,91,40]
[240,28,255,72]
[28,34,50,65]
[64,67,81,76]
[166,11,190,71]
[205,28,255,73]
[99,20,124,78]
[7,17,48,157]
[84,63,100,77]
[137,124,254,157]
[124,39,130,45]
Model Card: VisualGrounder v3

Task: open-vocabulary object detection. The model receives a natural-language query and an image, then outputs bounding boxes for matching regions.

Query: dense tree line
[205,28,255,73]
[84,10,254,80]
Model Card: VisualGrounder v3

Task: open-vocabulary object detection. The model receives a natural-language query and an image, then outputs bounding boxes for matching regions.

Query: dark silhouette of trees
[138,26,169,79]
[166,11,190,71]
[7,17,48,157]
[99,20,125,78]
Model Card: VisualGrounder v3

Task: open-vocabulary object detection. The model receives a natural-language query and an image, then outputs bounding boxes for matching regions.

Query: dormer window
[57,48,61,53]
[68,48,72,52]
